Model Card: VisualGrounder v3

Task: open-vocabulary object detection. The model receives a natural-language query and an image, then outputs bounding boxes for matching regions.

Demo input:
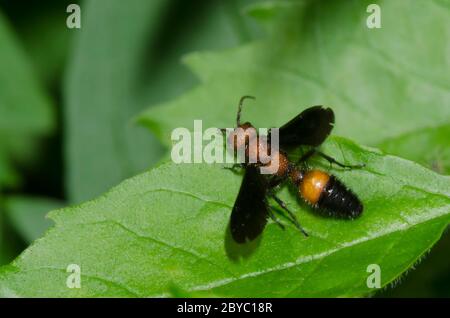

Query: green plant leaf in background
[0,9,54,264]
[0,0,75,89]
[0,10,54,187]
[139,0,450,168]
[64,0,169,203]
[0,1,75,202]
[17,3,73,88]
[378,228,450,298]
[65,0,263,203]
[378,124,450,175]
[4,196,63,244]
[0,137,449,297]
[0,193,22,265]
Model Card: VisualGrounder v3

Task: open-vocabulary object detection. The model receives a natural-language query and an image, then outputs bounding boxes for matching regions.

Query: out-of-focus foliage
[5,196,62,243]
[0,11,54,187]
[378,124,450,175]
[0,6,56,265]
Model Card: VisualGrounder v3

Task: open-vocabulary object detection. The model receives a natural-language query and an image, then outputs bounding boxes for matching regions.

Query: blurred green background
[0,0,448,297]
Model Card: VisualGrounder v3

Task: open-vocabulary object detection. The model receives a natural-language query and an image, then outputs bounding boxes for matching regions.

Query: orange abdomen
[299,169,363,219]
[299,170,330,206]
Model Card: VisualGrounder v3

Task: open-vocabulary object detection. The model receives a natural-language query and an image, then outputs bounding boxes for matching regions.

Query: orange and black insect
[223,96,364,243]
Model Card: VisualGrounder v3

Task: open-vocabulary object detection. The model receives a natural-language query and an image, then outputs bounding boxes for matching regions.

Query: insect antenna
[236,95,255,126]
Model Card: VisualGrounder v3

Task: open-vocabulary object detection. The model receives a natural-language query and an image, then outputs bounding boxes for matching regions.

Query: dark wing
[278,106,335,148]
[230,166,269,243]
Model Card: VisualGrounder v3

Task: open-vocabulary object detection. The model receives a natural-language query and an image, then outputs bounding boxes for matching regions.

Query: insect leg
[315,151,365,169]
[270,194,308,237]
[268,175,284,188]
[223,163,244,173]
[236,95,255,126]
[267,207,285,230]
[297,149,315,169]
[297,149,315,163]
[298,149,364,169]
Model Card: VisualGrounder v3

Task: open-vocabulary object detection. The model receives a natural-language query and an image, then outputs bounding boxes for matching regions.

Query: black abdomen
[317,176,363,219]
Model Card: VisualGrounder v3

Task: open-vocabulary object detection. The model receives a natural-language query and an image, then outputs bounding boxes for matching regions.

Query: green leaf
[64,0,262,203]
[377,124,450,175]
[18,7,73,86]
[0,11,53,137]
[0,137,449,297]
[64,0,169,203]
[4,196,63,244]
[0,9,55,264]
[134,1,450,297]
[0,203,22,265]
[377,229,450,297]
[0,10,54,186]
[0,194,25,266]
[139,0,450,151]
[0,151,17,187]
